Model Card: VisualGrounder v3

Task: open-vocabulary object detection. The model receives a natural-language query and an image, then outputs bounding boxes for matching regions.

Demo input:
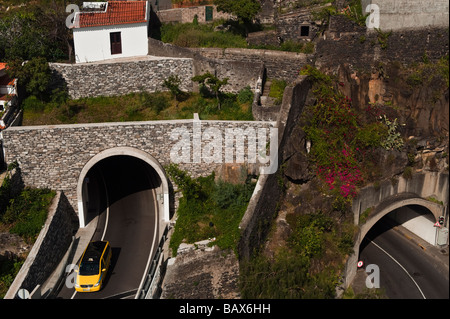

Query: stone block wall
[50,57,194,100]
[275,8,319,42]
[147,37,311,84]
[316,15,450,73]
[5,191,77,298]
[239,76,312,259]
[157,5,233,24]
[2,119,275,215]
[147,37,265,93]
[191,47,313,83]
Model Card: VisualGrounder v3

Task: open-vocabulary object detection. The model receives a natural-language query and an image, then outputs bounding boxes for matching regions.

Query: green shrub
[0,257,24,298]
[268,79,287,105]
[239,208,354,298]
[166,164,255,255]
[160,22,247,48]
[237,86,254,104]
[239,248,338,299]
[21,95,46,112]
[140,91,170,114]
[2,188,56,242]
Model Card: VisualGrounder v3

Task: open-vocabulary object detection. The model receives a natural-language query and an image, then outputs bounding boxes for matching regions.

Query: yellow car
[75,241,112,292]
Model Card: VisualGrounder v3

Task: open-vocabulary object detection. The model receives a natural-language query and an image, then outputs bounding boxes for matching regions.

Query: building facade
[72,1,151,63]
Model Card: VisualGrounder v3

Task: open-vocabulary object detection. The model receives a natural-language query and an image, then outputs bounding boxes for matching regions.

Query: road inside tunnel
[358,206,448,299]
[58,155,161,299]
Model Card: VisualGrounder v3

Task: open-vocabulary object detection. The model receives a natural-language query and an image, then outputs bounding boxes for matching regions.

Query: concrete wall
[4,191,77,299]
[389,206,437,245]
[352,172,449,226]
[2,118,275,219]
[361,0,449,30]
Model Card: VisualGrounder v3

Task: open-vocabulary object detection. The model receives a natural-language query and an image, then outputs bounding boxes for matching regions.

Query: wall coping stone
[5,118,277,132]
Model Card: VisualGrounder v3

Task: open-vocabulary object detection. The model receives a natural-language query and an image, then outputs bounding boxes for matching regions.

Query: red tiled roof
[0,94,13,101]
[76,1,147,28]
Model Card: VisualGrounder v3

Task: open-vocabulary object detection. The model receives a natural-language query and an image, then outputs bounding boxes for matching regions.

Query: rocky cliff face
[336,62,449,139]
[282,13,449,183]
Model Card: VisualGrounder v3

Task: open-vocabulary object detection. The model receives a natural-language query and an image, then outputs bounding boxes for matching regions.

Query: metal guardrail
[136,225,169,299]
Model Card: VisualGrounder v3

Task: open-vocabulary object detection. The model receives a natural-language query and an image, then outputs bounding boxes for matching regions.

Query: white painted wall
[0,84,16,95]
[73,22,149,63]
[361,0,449,30]
[390,206,437,245]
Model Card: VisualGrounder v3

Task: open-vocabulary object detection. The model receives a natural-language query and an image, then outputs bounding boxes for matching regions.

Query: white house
[72,1,150,63]
[0,63,17,112]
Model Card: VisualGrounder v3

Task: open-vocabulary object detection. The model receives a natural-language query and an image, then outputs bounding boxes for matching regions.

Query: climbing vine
[300,65,403,211]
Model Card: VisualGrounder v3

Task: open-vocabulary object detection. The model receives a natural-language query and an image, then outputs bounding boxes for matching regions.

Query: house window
[300,26,310,37]
[110,32,122,55]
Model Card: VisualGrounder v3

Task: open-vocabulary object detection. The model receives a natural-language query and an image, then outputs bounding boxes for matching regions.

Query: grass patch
[0,257,23,298]
[406,55,449,89]
[268,79,287,105]
[2,188,56,243]
[21,90,254,125]
[161,21,248,49]
[239,211,355,299]
[159,21,315,53]
[0,173,56,297]
[166,164,256,256]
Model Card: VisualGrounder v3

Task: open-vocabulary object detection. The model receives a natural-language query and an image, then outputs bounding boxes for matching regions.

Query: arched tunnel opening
[359,204,437,255]
[356,204,448,299]
[82,155,162,226]
[72,154,164,298]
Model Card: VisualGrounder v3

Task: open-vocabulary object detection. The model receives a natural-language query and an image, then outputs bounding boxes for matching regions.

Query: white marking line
[71,169,110,300]
[371,240,426,299]
[101,289,138,299]
[100,168,110,241]
[70,284,77,299]
[135,188,159,299]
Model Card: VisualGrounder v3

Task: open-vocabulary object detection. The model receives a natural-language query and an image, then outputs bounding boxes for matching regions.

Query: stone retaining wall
[4,191,77,299]
[51,46,264,99]
[50,57,194,100]
[238,76,311,259]
[191,47,313,83]
[2,119,275,215]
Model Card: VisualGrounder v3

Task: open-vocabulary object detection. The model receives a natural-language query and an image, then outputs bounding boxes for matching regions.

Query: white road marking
[135,188,159,299]
[72,168,110,300]
[371,240,426,299]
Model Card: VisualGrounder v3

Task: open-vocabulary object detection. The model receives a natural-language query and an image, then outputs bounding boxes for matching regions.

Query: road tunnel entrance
[360,204,438,255]
[358,196,445,248]
[77,147,170,228]
[82,155,162,226]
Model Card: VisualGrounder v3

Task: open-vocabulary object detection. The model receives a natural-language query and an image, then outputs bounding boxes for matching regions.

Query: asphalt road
[359,219,449,299]
[57,156,159,299]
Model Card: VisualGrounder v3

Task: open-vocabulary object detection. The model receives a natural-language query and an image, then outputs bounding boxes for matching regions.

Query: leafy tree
[7,57,52,100]
[0,1,71,62]
[192,71,229,109]
[163,75,183,106]
[213,0,261,25]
